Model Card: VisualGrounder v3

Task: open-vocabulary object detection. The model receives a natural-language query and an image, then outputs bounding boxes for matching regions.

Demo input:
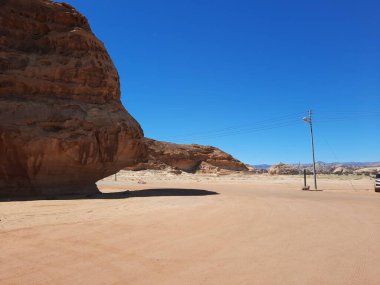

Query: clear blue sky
[66,0,379,164]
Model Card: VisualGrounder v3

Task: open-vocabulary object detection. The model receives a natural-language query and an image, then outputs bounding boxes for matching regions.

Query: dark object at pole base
[302,169,310,190]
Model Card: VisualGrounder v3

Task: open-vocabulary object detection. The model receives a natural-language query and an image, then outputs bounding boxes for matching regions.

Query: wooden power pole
[304,110,317,190]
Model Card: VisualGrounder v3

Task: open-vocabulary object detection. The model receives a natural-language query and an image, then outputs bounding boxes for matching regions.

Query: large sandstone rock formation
[126,138,249,173]
[0,0,144,197]
[268,163,299,175]
[354,167,380,176]
[332,166,353,175]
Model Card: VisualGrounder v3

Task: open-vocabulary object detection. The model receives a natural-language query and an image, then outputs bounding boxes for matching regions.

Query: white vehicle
[376,174,380,192]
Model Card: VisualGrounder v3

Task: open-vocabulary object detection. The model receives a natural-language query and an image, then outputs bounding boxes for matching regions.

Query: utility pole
[303,110,317,190]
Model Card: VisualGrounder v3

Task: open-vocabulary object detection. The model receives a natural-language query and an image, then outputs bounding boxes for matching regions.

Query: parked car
[375,174,380,192]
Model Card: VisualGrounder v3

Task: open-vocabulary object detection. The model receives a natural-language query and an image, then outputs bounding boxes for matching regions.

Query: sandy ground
[1,171,379,285]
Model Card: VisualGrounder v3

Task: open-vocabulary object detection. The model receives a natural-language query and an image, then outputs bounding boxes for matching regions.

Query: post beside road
[303,110,318,190]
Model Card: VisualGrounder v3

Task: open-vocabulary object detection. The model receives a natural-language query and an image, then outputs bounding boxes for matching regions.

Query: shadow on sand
[0,188,219,202]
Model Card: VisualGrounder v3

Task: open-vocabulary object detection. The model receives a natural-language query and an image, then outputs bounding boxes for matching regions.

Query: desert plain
[1,172,379,285]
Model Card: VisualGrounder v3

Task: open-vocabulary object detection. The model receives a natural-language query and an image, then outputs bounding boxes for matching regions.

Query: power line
[164,111,307,141]
[162,110,380,141]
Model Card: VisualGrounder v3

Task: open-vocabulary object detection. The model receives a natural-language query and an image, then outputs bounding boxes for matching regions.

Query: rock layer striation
[0,0,144,197]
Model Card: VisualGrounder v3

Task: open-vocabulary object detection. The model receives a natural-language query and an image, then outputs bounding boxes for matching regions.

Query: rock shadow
[126,188,218,197]
[0,188,218,202]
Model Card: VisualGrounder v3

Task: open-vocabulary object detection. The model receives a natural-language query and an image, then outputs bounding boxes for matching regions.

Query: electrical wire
[164,111,307,141]
[93,108,379,149]
[162,109,380,141]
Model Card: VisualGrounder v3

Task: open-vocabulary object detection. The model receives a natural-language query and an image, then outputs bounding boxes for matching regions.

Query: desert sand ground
[1,171,379,285]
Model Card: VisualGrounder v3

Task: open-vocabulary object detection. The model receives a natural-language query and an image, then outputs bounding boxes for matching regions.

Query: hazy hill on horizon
[252,161,380,170]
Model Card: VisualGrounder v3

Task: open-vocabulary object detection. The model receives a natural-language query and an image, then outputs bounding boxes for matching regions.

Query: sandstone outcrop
[126,138,249,173]
[332,166,353,175]
[0,0,144,197]
[268,163,299,175]
[354,167,380,176]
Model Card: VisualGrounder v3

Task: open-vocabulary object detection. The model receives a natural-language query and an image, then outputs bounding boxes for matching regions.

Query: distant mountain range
[252,164,272,169]
[252,162,380,169]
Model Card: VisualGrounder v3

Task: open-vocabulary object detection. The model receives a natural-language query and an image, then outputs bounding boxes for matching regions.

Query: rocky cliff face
[0,0,144,197]
[127,138,248,173]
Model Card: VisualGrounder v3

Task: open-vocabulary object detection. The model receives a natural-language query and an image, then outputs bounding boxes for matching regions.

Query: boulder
[0,0,144,197]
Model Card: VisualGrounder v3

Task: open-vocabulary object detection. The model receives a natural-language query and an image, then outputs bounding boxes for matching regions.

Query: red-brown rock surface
[126,138,249,173]
[0,0,144,197]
